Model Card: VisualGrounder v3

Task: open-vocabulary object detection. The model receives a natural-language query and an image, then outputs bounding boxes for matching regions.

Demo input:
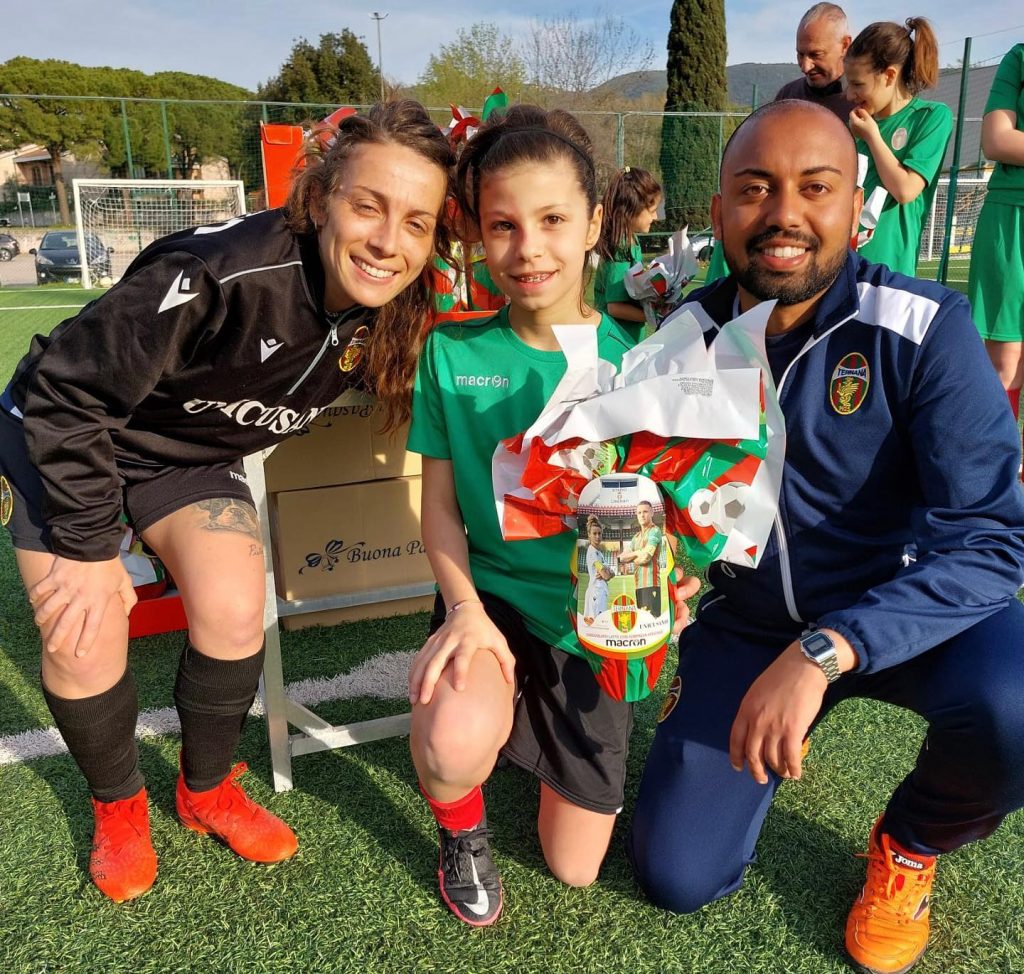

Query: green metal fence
[0,76,995,287]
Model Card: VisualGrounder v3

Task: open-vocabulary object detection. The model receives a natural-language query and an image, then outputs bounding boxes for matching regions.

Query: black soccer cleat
[436,815,503,926]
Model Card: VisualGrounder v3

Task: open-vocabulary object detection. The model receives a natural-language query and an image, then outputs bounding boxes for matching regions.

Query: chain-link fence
[0,79,996,288]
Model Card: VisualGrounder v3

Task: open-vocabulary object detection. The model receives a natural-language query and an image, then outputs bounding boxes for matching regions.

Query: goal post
[72,179,246,289]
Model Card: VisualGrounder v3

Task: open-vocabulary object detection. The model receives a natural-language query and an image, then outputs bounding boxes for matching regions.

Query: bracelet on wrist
[446,598,482,619]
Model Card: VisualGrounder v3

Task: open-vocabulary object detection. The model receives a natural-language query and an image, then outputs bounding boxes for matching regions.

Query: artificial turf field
[1,284,1022,974]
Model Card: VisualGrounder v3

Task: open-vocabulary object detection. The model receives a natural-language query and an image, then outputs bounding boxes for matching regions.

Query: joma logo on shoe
[893,852,926,870]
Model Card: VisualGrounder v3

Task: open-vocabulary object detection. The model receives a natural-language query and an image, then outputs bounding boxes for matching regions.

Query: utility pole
[370,12,388,101]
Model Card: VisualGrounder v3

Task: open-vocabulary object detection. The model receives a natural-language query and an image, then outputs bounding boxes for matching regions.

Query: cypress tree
[660,1,728,229]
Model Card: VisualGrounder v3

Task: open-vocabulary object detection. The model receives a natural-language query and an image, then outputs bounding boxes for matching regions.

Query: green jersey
[409,307,635,656]
[594,240,644,342]
[857,97,952,276]
[984,44,1024,204]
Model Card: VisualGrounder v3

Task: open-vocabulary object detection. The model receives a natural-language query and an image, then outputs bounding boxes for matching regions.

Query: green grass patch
[1,524,1023,973]
[0,287,98,384]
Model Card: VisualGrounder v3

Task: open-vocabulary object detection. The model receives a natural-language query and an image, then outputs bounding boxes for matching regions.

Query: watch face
[802,631,833,655]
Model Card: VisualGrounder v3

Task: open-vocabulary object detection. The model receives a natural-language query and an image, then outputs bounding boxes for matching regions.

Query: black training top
[6,208,371,561]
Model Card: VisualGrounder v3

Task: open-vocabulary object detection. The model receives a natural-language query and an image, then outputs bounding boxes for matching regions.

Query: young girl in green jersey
[845,18,952,276]
[406,105,697,926]
[968,44,1024,461]
[594,167,662,342]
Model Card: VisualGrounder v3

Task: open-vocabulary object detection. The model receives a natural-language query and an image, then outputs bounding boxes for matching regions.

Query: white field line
[0,649,415,766]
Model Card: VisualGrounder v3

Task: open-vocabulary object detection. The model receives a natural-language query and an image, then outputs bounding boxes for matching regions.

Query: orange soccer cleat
[845,817,937,974]
[89,787,158,903]
[176,761,298,864]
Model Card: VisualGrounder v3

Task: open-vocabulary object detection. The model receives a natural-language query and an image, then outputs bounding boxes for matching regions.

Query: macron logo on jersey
[158,271,200,314]
[260,338,284,363]
[454,373,510,389]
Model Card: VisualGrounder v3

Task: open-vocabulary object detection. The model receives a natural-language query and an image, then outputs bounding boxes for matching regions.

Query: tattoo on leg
[194,498,262,544]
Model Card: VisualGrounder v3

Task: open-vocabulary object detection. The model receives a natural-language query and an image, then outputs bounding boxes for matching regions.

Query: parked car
[688,226,715,264]
[30,231,113,285]
[0,232,19,261]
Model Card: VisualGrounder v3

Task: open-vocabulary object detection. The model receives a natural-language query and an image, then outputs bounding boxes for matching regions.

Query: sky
[1,1,1020,93]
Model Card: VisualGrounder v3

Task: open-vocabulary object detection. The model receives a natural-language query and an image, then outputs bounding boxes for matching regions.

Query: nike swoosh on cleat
[158,271,200,314]
[464,857,490,917]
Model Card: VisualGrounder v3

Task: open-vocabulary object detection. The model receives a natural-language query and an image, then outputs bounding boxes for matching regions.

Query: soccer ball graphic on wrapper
[687,482,748,537]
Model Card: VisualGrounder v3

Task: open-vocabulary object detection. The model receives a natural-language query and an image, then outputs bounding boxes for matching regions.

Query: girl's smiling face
[478,157,602,327]
[631,198,661,235]
[844,57,900,117]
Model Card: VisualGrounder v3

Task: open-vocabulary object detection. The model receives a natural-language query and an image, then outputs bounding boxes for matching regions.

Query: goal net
[72,179,246,289]
[917,175,990,286]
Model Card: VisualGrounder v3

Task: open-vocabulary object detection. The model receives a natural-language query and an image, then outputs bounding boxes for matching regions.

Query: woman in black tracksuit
[0,100,454,902]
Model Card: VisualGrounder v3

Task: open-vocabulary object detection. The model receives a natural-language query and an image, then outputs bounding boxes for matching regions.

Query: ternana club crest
[829,352,870,415]
[339,325,370,373]
[611,594,637,633]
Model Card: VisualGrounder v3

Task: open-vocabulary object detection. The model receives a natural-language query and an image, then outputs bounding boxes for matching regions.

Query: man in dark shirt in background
[775,3,856,121]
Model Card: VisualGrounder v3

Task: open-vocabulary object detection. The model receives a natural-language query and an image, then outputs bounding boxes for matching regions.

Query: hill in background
[597,63,803,108]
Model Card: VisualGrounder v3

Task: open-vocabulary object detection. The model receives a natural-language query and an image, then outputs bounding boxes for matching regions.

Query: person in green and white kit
[968,43,1024,453]
[594,167,662,343]
[406,104,703,929]
[845,18,952,276]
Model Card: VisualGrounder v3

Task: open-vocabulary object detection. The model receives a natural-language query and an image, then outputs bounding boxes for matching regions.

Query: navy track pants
[629,599,1024,914]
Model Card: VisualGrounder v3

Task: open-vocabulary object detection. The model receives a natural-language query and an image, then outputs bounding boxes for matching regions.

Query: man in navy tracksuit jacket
[629,101,1024,974]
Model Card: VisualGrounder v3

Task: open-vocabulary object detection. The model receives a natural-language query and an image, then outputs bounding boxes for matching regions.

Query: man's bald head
[712,99,863,319]
[721,100,857,183]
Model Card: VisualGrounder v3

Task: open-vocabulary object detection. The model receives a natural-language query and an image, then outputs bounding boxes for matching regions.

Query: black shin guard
[174,640,265,793]
[42,668,144,802]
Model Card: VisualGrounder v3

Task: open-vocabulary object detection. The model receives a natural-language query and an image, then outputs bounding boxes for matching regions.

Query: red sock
[1008,387,1021,421]
[420,783,484,833]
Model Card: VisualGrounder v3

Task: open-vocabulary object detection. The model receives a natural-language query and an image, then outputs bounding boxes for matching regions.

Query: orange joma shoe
[845,817,937,974]
[89,787,158,903]
[176,761,298,863]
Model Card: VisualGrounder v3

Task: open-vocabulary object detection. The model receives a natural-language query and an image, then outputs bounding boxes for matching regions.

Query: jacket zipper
[287,322,339,397]
[770,309,860,623]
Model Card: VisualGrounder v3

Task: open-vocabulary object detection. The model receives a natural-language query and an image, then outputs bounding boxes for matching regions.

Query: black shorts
[0,406,254,553]
[428,591,633,814]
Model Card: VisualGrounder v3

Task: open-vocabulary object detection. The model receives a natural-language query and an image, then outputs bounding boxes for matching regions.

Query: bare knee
[544,853,601,888]
[186,594,264,656]
[412,698,506,786]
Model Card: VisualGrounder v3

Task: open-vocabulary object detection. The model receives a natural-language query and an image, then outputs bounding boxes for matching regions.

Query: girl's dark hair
[455,104,599,311]
[596,167,662,263]
[587,515,604,531]
[847,17,939,94]
[284,100,455,430]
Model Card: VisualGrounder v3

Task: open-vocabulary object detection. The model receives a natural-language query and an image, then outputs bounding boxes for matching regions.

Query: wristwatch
[799,628,842,683]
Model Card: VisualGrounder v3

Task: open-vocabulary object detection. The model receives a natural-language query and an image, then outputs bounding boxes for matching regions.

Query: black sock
[42,668,144,802]
[174,640,265,793]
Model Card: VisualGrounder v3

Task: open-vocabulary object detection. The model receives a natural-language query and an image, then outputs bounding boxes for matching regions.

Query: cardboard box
[264,390,421,492]
[269,476,433,605]
[280,594,434,631]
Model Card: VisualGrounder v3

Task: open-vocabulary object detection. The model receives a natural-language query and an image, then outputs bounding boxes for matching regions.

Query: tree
[416,23,527,110]
[660,0,728,228]
[148,73,251,179]
[525,9,655,107]
[258,31,379,121]
[0,57,117,223]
